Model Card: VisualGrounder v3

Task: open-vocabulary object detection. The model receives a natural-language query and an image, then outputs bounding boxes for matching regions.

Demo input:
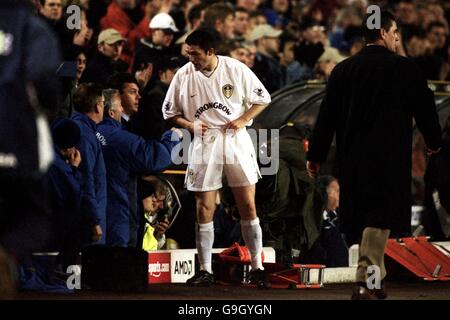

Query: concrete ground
[14,280,450,300]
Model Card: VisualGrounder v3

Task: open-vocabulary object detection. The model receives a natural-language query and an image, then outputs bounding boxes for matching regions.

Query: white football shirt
[162,55,271,127]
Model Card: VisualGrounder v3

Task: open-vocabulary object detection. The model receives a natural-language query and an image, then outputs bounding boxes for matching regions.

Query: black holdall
[81,245,148,292]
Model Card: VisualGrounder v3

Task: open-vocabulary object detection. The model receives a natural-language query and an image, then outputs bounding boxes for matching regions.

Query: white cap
[248,24,282,42]
[149,13,179,32]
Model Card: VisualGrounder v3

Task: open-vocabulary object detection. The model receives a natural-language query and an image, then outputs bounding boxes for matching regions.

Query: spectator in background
[427,21,448,58]
[294,20,327,78]
[329,7,362,55]
[38,0,93,60]
[201,2,235,41]
[314,46,347,80]
[279,37,308,84]
[395,0,418,43]
[129,56,185,140]
[263,0,291,29]
[248,10,267,36]
[228,40,251,65]
[236,0,260,14]
[132,12,179,88]
[100,0,155,64]
[81,28,128,85]
[71,83,107,244]
[61,48,88,117]
[249,24,284,93]
[234,7,250,43]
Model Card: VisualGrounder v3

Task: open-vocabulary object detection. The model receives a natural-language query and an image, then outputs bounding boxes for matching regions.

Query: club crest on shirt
[188,168,196,184]
[222,84,234,99]
[253,87,265,98]
[164,101,173,111]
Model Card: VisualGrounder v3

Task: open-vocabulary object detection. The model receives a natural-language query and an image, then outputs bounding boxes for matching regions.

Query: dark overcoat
[307,45,442,244]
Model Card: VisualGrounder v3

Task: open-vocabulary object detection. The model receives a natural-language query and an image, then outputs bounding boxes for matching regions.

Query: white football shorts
[185,128,261,191]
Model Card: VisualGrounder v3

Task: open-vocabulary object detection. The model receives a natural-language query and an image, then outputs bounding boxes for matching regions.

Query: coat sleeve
[77,138,102,226]
[406,62,442,151]
[307,66,342,162]
[128,130,181,175]
[47,163,82,209]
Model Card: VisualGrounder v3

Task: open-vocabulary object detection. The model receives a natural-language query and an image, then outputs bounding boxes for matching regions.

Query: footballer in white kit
[163,51,271,191]
[162,29,271,289]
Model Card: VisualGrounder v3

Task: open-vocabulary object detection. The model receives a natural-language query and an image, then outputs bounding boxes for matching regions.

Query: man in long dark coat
[306,11,442,299]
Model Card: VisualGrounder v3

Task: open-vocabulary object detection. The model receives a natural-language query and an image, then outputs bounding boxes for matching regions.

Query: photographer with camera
[138,178,171,251]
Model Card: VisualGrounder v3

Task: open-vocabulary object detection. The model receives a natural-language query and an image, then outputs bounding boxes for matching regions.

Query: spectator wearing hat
[47,118,84,269]
[314,47,347,80]
[97,89,182,247]
[132,12,179,90]
[100,0,155,64]
[249,24,284,93]
[129,56,186,140]
[80,28,129,86]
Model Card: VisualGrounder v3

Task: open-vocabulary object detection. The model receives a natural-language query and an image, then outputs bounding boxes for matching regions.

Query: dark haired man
[306,11,442,299]
[163,29,271,288]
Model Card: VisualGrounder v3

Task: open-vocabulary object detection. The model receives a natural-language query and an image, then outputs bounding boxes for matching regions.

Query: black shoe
[351,285,377,300]
[351,281,387,300]
[248,269,271,289]
[186,270,215,287]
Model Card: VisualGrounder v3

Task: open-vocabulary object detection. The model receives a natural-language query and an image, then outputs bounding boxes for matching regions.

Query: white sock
[196,221,214,274]
[241,217,264,271]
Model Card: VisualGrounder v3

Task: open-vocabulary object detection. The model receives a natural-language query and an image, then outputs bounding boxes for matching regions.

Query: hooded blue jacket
[97,117,180,247]
[71,112,107,243]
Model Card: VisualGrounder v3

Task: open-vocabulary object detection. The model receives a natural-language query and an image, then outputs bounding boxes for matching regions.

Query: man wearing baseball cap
[80,28,129,85]
[249,24,284,93]
[132,13,179,89]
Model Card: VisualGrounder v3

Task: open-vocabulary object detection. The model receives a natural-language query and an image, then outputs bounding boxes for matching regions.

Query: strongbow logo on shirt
[253,87,265,98]
[194,102,232,119]
[222,84,234,99]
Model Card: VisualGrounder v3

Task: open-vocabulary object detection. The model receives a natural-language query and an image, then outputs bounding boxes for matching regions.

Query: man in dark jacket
[98,89,181,247]
[80,28,128,86]
[306,11,442,299]
[48,118,83,269]
[71,83,107,244]
[0,0,62,297]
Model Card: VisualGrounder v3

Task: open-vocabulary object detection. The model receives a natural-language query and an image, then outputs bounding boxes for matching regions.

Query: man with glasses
[81,28,129,85]
[249,24,284,93]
